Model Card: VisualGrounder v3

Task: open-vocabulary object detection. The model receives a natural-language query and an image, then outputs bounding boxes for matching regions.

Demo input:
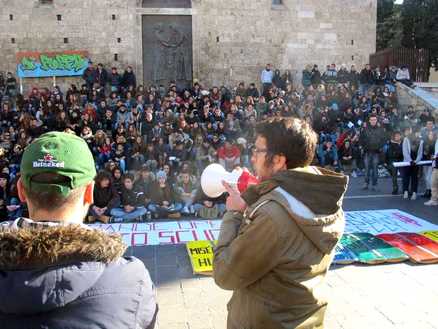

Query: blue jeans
[116,159,126,173]
[110,206,147,221]
[364,152,379,186]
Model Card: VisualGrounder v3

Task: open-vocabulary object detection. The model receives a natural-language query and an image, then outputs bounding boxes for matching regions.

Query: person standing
[424,134,438,206]
[359,64,375,95]
[386,131,403,194]
[213,118,348,329]
[401,127,424,200]
[359,115,386,191]
[82,61,96,91]
[260,63,274,97]
[5,72,17,98]
[422,131,436,198]
[0,132,157,328]
[122,66,137,91]
[95,63,109,90]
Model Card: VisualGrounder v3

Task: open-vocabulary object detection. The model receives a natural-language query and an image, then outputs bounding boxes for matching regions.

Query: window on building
[57,14,62,21]
[117,37,121,43]
[63,37,69,44]
[351,39,354,45]
[114,53,119,61]
[142,0,191,8]
[11,38,15,44]
[39,0,54,4]
[272,0,282,5]
[9,14,13,21]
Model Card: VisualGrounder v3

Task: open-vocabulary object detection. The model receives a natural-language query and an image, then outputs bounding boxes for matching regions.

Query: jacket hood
[242,167,348,253]
[0,225,126,315]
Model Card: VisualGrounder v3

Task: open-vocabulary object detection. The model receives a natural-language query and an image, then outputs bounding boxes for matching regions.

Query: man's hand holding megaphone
[222,181,247,213]
[201,163,259,214]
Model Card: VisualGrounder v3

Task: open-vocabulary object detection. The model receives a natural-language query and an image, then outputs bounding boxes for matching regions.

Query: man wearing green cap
[0,132,157,329]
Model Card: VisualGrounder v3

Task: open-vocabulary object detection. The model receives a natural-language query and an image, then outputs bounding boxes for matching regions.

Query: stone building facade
[0,0,377,90]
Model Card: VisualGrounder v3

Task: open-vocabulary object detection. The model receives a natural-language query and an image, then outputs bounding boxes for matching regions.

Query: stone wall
[0,0,139,92]
[192,0,377,87]
[0,0,377,91]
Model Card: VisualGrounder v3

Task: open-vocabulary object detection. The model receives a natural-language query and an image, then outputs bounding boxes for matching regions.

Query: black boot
[422,189,431,198]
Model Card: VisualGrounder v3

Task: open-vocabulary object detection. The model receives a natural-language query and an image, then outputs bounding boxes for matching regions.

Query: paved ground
[126,176,438,329]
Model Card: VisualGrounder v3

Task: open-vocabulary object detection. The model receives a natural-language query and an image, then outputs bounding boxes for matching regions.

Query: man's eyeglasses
[252,147,268,155]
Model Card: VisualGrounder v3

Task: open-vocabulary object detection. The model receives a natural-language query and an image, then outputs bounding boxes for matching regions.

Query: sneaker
[403,191,409,199]
[362,184,369,190]
[411,192,417,200]
[182,206,190,215]
[351,170,358,178]
[424,200,438,206]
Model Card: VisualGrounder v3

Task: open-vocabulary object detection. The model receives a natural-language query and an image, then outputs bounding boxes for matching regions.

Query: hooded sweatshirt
[0,219,157,329]
[214,167,348,329]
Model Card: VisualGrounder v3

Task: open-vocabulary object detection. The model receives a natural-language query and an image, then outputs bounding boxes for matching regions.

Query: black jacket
[122,71,137,89]
[93,185,120,210]
[359,125,386,153]
[120,187,145,207]
[0,219,157,329]
[386,141,403,163]
[359,69,375,85]
[82,68,96,85]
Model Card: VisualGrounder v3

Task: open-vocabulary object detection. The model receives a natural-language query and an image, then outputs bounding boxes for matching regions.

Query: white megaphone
[201,163,259,198]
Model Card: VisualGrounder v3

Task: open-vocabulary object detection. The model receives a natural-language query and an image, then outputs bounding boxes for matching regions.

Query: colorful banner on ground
[333,233,409,265]
[378,233,438,264]
[16,51,89,78]
[90,209,438,247]
[186,240,216,275]
[422,231,438,242]
[345,209,438,235]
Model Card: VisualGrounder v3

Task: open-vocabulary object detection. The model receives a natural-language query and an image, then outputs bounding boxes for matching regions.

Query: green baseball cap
[21,131,96,197]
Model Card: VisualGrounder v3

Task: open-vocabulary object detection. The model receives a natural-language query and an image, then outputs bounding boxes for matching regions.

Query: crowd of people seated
[0,60,436,222]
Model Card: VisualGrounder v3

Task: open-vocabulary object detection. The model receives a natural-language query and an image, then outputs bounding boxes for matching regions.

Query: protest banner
[334,233,408,265]
[16,50,90,78]
[377,233,438,264]
[422,231,438,242]
[186,240,216,275]
[90,220,222,247]
[90,210,437,247]
[345,209,438,235]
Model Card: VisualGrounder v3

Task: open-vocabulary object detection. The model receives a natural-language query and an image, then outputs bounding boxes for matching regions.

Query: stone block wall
[0,0,139,92]
[0,0,377,91]
[192,0,377,87]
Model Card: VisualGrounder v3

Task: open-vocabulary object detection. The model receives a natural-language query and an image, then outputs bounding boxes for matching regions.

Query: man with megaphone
[213,117,349,329]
